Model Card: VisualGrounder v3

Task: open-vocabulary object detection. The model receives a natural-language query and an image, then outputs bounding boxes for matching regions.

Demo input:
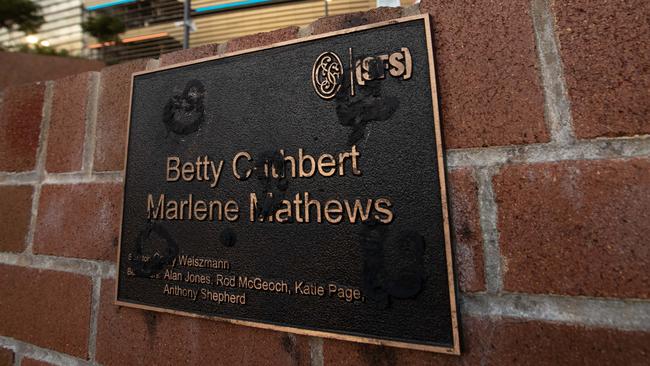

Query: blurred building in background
[0,0,86,56]
[0,0,409,64]
[84,0,404,64]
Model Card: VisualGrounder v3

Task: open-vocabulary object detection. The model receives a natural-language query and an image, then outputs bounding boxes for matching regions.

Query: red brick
[46,72,93,173]
[0,348,13,366]
[226,26,299,53]
[0,52,103,90]
[494,158,650,298]
[97,280,310,366]
[323,317,650,365]
[420,1,548,148]
[21,359,53,366]
[553,0,650,138]
[34,183,122,261]
[448,169,485,292]
[159,44,220,66]
[0,186,33,253]
[310,7,403,35]
[94,59,149,171]
[0,82,45,171]
[0,264,91,358]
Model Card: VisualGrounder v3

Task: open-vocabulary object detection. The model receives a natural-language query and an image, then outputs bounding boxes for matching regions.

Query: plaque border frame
[115,14,460,355]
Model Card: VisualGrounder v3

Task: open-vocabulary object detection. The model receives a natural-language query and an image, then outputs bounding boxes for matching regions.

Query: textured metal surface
[117,18,458,351]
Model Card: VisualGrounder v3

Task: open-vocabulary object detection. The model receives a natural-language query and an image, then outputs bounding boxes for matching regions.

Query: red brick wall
[0,52,104,91]
[1,2,649,365]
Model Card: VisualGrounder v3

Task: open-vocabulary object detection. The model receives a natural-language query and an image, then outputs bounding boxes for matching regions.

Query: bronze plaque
[116,14,460,354]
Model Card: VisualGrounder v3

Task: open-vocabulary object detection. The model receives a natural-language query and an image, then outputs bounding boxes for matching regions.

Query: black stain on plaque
[220,227,237,247]
[360,220,427,307]
[360,218,390,308]
[253,150,291,221]
[335,58,400,145]
[163,79,206,136]
[132,222,179,277]
[385,231,425,299]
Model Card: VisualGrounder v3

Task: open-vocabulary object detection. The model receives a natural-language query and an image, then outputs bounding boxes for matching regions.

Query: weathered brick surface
[0,51,103,90]
[448,169,484,292]
[46,72,93,173]
[323,317,650,365]
[94,59,149,171]
[226,26,299,53]
[494,158,650,298]
[420,1,548,148]
[21,358,54,366]
[0,6,647,365]
[34,183,122,261]
[0,264,91,358]
[0,82,45,171]
[97,280,310,366]
[159,44,220,66]
[553,0,650,138]
[0,348,13,366]
[310,7,403,35]
[0,186,33,253]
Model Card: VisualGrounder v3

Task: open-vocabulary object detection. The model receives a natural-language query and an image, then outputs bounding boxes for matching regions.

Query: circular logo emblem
[312,52,343,99]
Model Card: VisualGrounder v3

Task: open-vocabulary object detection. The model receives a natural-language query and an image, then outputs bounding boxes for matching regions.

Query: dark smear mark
[460,223,473,239]
[360,221,427,307]
[335,59,400,145]
[386,231,425,299]
[143,311,158,339]
[132,222,179,277]
[360,345,397,366]
[163,79,206,136]
[281,334,303,365]
[281,334,302,365]
[360,218,389,308]
[277,178,289,191]
[105,237,119,259]
[253,150,291,221]
[281,333,294,353]
[219,227,237,247]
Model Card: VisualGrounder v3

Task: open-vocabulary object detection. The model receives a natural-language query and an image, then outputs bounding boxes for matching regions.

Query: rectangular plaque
[116,14,460,354]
